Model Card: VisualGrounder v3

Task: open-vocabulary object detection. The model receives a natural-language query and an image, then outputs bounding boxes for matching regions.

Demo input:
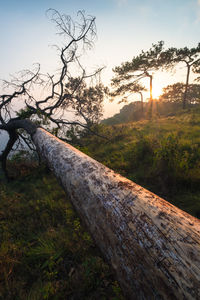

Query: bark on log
[33,128,200,300]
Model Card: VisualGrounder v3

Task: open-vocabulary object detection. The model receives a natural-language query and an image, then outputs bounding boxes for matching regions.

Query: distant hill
[102,101,143,125]
[102,100,195,125]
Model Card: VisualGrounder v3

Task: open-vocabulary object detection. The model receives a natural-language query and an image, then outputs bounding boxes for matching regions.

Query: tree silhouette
[0,9,106,179]
[164,44,200,108]
[160,82,200,105]
[111,41,170,114]
[111,81,146,113]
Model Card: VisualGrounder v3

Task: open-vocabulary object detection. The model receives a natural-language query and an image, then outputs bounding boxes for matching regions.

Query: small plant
[0,162,124,299]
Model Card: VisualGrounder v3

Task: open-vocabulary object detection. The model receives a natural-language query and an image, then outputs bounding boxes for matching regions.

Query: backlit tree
[0,9,106,178]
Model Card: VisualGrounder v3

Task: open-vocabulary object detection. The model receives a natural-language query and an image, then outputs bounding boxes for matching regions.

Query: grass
[1,107,200,298]
[0,161,124,300]
[80,108,200,218]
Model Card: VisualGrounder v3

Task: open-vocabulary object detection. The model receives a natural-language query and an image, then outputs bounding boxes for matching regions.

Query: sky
[0,0,200,118]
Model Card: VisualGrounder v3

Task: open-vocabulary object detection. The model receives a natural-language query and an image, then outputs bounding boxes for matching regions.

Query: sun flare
[152,85,163,99]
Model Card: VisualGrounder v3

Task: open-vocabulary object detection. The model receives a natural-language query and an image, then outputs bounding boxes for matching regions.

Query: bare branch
[0,9,107,178]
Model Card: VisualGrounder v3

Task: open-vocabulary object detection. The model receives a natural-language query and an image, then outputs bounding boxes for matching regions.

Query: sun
[152,85,163,99]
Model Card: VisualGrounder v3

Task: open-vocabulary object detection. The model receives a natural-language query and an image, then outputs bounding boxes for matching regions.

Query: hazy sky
[0,0,200,117]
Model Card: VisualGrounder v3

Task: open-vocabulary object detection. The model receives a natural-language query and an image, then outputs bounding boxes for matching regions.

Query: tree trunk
[0,130,18,179]
[33,128,200,300]
[0,119,37,180]
[150,74,153,102]
[148,73,153,118]
[138,91,144,114]
[183,65,191,109]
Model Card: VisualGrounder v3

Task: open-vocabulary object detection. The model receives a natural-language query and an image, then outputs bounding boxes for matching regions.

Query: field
[80,108,200,217]
[1,107,200,299]
[0,163,124,299]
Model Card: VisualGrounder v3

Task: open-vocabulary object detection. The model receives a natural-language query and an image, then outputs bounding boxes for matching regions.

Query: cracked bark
[32,128,200,300]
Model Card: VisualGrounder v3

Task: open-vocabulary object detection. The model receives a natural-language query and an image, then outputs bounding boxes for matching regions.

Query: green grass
[0,162,124,300]
[1,107,200,298]
[80,108,200,218]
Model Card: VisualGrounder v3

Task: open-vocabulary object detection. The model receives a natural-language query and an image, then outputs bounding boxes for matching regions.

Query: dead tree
[1,117,200,298]
[1,10,200,299]
[0,9,107,178]
[31,127,200,300]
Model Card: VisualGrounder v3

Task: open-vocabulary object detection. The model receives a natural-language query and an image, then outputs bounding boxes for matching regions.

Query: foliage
[111,41,168,106]
[162,43,200,108]
[0,163,124,299]
[111,42,200,111]
[81,108,200,218]
[168,44,200,72]
[0,9,106,179]
[102,101,145,125]
[112,41,166,80]
[159,82,200,104]
[1,106,200,299]
[102,99,200,126]
[64,77,108,126]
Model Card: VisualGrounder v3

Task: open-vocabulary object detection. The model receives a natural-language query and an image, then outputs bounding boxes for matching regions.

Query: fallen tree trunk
[33,128,200,300]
